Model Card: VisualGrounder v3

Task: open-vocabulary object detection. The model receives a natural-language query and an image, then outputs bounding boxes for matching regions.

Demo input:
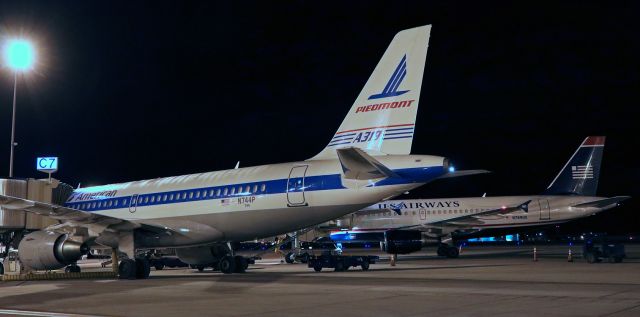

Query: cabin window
[168,194,173,201]
[413,211,416,215]
[261,184,266,192]
[223,188,228,196]
[216,189,221,196]
[403,211,408,216]
[230,187,236,195]
[209,189,215,197]
[182,192,187,199]
[189,192,194,199]
[114,200,119,207]
[150,196,155,203]
[123,199,128,205]
[253,185,258,193]
[91,202,96,208]
[237,186,242,194]
[199,190,204,198]
[144,197,149,204]
[245,185,250,193]
[108,201,113,207]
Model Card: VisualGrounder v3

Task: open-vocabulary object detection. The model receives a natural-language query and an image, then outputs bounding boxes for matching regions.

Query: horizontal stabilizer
[437,169,491,179]
[572,196,631,208]
[337,147,399,180]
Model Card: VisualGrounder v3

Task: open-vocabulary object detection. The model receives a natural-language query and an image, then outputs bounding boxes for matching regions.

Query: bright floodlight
[3,39,36,71]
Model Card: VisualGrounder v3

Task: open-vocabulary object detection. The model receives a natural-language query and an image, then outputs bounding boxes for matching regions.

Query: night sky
[0,1,638,234]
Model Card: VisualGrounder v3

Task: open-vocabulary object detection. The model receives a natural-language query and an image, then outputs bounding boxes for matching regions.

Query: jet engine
[18,231,89,270]
[175,246,218,265]
[382,230,423,254]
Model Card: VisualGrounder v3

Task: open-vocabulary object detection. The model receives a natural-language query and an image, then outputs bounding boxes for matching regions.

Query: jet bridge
[1,178,74,248]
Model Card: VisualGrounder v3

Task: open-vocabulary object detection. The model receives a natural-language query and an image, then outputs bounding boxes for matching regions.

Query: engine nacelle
[175,246,217,265]
[382,230,423,254]
[175,244,231,265]
[18,231,89,270]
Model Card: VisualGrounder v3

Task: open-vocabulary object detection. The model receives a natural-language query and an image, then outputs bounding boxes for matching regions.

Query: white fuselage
[348,196,618,235]
[64,155,446,247]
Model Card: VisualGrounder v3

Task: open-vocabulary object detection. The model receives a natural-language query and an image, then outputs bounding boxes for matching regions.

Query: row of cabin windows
[370,208,490,217]
[73,183,268,210]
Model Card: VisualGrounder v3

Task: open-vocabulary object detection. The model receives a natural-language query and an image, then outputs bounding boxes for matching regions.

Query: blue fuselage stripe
[65,167,445,212]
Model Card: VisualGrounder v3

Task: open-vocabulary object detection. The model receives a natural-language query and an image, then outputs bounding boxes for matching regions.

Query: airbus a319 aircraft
[0,25,484,278]
[332,136,630,257]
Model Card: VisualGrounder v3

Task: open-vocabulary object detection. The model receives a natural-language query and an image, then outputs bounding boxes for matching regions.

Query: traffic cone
[390,254,396,266]
[533,247,538,262]
[568,249,573,262]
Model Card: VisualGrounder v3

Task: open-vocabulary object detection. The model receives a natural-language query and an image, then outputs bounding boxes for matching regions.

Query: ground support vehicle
[307,251,378,272]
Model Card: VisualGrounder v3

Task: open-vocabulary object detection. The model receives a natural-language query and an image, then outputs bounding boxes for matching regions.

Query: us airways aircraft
[332,136,630,258]
[0,25,484,278]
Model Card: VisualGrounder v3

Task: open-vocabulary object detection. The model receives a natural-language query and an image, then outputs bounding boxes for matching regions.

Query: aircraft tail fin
[544,136,605,196]
[310,25,431,160]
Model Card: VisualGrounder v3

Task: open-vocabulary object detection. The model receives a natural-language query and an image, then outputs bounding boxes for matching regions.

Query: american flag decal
[572,165,594,179]
[221,198,230,206]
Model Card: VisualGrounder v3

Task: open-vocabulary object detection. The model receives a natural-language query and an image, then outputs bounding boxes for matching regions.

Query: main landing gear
[218,255,249,274]
[65,264,81,273]
[437,243,459,258]
[119,258,151,280]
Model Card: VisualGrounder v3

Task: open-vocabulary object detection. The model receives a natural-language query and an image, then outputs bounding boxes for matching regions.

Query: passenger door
[419,208,427,221]
[539,199,550,220]
[129,194,139,213]
[287,165,308,207]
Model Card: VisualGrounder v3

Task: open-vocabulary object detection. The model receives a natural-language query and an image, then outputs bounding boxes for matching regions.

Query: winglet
[337,147,399,180]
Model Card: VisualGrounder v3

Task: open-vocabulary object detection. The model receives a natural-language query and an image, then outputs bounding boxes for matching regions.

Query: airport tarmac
[1,246,640,317]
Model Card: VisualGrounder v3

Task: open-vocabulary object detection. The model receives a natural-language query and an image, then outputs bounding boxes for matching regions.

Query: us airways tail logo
[572,165,594,179]
[368,55,409,100]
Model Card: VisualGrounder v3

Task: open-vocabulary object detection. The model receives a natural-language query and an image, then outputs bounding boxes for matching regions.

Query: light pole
[3,39,36,178]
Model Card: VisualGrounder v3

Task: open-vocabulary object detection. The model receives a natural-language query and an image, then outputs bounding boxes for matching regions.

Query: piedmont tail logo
[369,55,410,100]
[355,55,415,114]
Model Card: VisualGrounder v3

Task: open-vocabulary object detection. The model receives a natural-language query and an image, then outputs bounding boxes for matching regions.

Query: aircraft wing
[436,169,491,179]
[0,194,137,231]
[571,196,631,209]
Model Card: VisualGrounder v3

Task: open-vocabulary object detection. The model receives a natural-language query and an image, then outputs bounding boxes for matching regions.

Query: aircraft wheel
[313,262,322,272]
[219,256,236,274]
[361,260,370,271]
[300,253,310,263]
[119,259,137,279]
[65,264,81,273]
[446,247,459,258]
[135,258,151,279]
[234,256,248,273]
[436,245,447,257]
[285,252,295,264]
[196,265,205,272]
[154,263,164,270]
[334,260,345,272]
[0,262,4,275]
